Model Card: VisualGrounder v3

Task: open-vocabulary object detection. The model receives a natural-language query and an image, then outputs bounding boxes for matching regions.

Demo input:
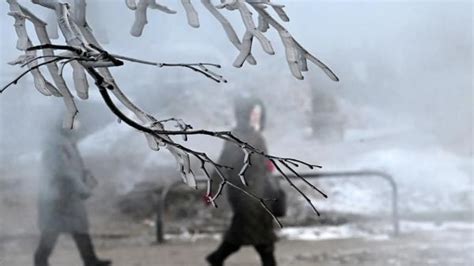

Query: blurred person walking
[34,119,111,266]
[206,96,284,266]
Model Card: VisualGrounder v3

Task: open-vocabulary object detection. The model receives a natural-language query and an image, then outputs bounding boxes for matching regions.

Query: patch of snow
[279,224,389,241]
[279,221,474,241]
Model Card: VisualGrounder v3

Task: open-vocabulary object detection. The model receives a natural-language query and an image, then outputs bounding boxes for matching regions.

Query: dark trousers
[34,231,99,266]
[207,241,276,266]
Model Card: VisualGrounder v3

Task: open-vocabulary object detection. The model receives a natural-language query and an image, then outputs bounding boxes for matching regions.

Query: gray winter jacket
[38,132,92,233]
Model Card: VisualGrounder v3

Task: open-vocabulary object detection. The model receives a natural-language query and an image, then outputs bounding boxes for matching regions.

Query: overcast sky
[0,0,472,155]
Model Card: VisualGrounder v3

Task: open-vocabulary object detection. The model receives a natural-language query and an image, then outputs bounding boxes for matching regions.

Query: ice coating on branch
[12,0,81,129]
[181,0,200,28]
[8,11,52,96]
[124,0,339,81]
[201,0,257,65]
[67,0,190,167]
[70,61,89,99]
[125,0,138,10]
[45,9,60,39]
[149,1,177,14]
[130,0,178,37]
[251,4,339,81]
[225,0,275,68]
[8,1,68,102]
[17,5,69,98]
[130,0,149,37]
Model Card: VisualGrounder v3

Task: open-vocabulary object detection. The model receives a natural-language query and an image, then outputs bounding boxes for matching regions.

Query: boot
[34,231,59,266]
[206,253,222,266]
[72,233,111,266]
[206,241,240,266]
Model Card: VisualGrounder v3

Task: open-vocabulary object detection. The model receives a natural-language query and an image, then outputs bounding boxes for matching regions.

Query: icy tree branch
[201,0,257,65]
[250,3,339,81]
[2,0,335,225]
[126,0,339,80]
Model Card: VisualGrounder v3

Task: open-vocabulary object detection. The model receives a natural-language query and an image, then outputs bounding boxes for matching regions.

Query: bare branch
[271,159,321,216]
[2,57,63,94]
[280,160,327,198]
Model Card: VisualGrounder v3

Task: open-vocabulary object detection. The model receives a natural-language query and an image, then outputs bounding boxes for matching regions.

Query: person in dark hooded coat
[206,96,279,266]
[34,120,111,266]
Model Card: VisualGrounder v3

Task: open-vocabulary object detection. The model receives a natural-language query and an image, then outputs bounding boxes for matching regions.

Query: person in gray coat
[34,122,111,266]
[206,96,279,266]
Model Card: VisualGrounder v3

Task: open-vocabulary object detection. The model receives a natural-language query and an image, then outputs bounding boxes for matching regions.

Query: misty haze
[0,0,472,266]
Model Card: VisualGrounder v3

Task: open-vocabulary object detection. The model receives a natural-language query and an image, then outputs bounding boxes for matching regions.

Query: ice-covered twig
[238,149,252,186]
[158,118,193,141]
[100,53,227,82]
[123,0,339,80]
[218,0,275,68]
[181,0,199,28]
[201,0,257,65]
[7,0,79,128]
[68,0,180,155]
[130,0,150,37]
[149,0,177,14]
[2,57,61,94]
[250,3,339,81]
[7,11,55,97]
[130,0,177,36]
[271,159,321,216]
[280,160,327,198]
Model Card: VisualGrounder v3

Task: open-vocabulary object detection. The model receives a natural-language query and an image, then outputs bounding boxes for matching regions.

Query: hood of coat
[234,96,266,132]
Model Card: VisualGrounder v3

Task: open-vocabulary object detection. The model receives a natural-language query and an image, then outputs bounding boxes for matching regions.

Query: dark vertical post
[392,180,400,236]
[154,183,176,244]
[155,194,164,244]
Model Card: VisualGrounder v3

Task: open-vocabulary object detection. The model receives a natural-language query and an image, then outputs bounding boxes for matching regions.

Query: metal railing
[154,170,399,243]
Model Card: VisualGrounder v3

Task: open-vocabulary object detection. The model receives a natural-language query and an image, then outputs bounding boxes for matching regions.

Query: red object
[266,159,275,173]
[202,194,212,206]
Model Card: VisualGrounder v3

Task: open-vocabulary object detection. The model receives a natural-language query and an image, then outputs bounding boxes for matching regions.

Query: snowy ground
[1,220,473,266]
